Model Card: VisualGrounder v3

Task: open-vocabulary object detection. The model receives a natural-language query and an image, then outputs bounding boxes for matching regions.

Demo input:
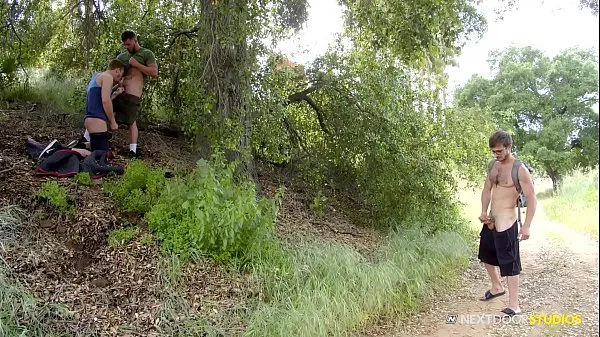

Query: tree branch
[282,115,308,153]
[8,19,27,79]
[61,0,83,20]
[92,0,108,26]
[286,84,330,135]
[166,25,200,52]
[310,220,363,237]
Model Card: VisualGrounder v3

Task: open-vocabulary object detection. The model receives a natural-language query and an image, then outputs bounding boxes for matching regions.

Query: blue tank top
[85,72,107,121]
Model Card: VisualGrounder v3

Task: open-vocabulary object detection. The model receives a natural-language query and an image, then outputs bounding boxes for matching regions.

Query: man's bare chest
[490,165,514,187]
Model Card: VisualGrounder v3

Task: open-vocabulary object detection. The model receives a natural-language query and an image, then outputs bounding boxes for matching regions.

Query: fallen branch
[310,220,362,237]
[287,85,330,135]
[0,165,16,174]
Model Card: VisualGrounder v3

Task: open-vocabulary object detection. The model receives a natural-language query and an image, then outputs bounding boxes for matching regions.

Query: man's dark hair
[489,130,513,148]
[121,30,136,42]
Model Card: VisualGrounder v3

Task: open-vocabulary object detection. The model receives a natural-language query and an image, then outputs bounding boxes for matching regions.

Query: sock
[83,129,90,141]
[130,144,137,153]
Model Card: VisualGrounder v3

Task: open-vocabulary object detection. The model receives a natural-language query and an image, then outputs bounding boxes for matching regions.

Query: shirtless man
[113,30,158,157]
[477,130,537,316]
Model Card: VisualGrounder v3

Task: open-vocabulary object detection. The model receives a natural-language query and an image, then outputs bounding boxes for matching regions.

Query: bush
[146,157,283,265]
[73,172,93,186]
[36,181,76,215]
[104,159,166,214]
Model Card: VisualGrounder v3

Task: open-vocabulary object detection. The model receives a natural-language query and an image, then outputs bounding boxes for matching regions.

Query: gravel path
[358,203,599,337]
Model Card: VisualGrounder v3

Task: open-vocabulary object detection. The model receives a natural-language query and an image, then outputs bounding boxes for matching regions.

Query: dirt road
[359,202,599,337]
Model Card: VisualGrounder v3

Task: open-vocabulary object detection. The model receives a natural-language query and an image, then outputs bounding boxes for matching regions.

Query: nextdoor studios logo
[446,313,582,325]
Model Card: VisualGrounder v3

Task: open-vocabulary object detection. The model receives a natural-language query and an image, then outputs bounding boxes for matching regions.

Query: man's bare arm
[481,171,493,214]
[100,74,117,124]
[519,165,537,227]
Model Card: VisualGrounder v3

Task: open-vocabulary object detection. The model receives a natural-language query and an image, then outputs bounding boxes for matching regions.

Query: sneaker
[66,139,79,149]
[128,150,142,158]
[39,139,60,159]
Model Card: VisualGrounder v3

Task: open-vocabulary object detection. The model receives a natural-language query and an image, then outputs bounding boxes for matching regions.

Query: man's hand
[109,120,118,131]
[129,57,141,68]
[110,86,124,100]
[519,226,530,241]
[479,212,495,230]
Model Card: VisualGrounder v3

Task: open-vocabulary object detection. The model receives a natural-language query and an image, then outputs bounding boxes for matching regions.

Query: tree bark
[546,167,562,192]
[199,0,258,187]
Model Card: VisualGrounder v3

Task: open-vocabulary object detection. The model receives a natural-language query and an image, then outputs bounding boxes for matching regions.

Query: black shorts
[478,221,522,276]
[113,93,140,125]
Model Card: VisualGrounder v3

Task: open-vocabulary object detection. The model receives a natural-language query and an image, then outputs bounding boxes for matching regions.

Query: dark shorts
[478,220,522,277]
[113,93,140,125]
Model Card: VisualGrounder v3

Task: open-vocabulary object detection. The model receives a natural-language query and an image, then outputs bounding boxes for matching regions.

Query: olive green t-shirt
[116,47,157,75]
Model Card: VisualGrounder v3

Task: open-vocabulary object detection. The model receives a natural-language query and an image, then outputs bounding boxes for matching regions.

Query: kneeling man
[83,59,125,152]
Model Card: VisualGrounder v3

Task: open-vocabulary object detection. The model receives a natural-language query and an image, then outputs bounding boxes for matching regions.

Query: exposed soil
[0,101,380,336]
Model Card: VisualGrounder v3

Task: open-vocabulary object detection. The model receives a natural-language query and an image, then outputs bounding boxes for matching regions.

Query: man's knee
[499,262,521,277]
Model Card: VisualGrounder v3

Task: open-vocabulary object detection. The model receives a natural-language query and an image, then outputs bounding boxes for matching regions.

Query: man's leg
[128,121,138,154]
[496,221,523,314]
[506,275,520,311]
[484,263,504,294]
[478,225,505,299]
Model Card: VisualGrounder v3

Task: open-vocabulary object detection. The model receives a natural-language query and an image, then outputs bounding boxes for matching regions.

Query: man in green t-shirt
[112,30,158,157]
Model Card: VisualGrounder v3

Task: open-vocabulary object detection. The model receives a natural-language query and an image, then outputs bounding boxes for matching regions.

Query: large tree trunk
[199,0,258,187]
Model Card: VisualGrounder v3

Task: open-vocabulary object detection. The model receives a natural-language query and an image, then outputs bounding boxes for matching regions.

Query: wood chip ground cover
[0,103,381,335]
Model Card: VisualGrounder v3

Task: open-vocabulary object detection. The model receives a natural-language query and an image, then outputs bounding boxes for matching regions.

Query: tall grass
[543,167,599,238]
[244,228,472,337]
[1,69,86,114]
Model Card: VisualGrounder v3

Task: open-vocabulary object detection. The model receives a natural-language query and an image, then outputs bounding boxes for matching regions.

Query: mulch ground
[0,101,380,336]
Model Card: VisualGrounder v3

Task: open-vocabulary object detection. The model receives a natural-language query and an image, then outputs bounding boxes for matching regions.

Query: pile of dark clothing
[26,137,124,179]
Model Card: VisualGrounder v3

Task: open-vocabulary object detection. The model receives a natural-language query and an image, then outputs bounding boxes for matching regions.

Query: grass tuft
[543,167,599,238]
[244,228,472,337]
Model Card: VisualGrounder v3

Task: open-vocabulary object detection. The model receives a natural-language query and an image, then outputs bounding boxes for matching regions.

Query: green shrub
[73,172,93,186]
[36,181,76,215]
[104,159,166,213]
[309,190,327,219]
[146,157,283,265]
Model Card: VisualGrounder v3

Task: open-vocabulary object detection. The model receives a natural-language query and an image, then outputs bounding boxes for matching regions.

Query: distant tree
[579,0,599,16]
[455,46,599,191]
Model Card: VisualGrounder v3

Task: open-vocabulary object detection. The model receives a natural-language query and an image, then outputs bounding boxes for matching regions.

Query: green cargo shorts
[113,93,140,125]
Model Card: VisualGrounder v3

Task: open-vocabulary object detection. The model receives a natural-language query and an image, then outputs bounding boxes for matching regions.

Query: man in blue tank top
[84,59,125,152]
